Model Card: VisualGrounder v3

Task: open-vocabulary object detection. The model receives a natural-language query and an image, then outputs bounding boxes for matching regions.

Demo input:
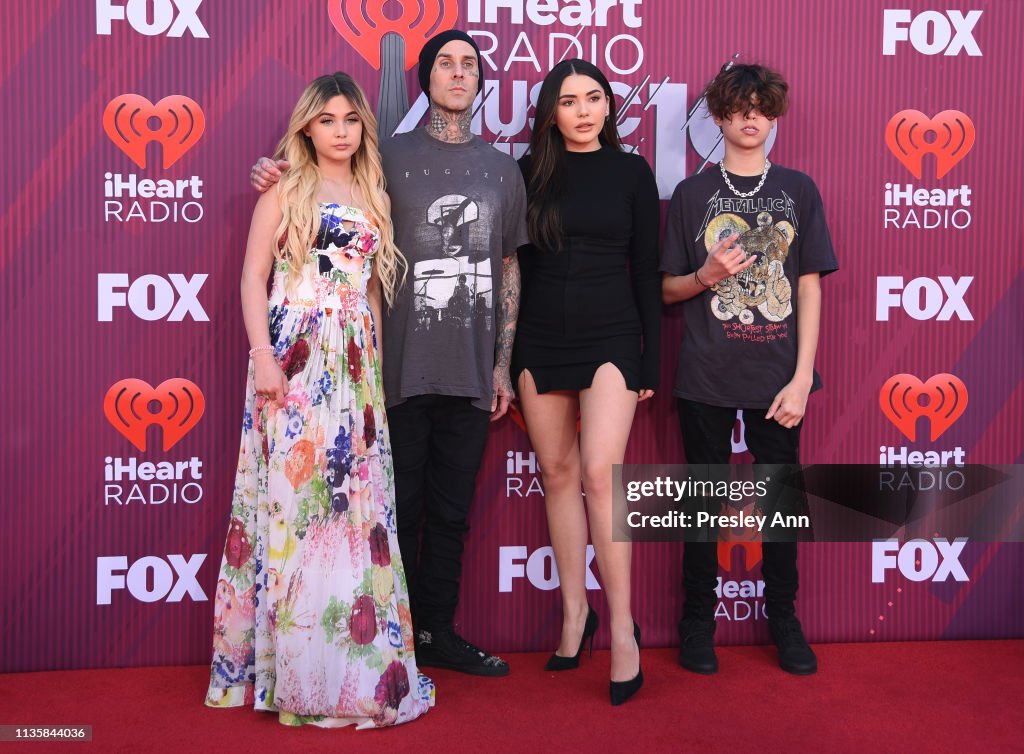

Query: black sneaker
[678,618,718,674]
[769,615,817,675]
[415,628,510,677]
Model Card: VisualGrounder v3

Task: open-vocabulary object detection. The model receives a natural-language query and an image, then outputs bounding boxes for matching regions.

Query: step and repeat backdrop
[3,1,1022,672]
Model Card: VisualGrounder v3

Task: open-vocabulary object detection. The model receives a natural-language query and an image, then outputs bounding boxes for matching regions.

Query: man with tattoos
[252,30,527,676]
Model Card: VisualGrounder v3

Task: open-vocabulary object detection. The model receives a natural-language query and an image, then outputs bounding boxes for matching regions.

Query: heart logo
[717,541,763,572]
[328,0,458,70]
[879,373,968,442]
[103,94,205,169]
[104,378,205,451]
[885,109,975,180]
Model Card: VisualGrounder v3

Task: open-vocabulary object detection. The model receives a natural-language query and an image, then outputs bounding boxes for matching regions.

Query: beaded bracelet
[249,345,274,357]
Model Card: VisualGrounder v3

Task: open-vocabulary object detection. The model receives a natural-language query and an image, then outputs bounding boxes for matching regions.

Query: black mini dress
[511,146,661,393]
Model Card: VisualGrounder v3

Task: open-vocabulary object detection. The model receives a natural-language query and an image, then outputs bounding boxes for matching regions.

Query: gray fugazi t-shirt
[381,128,528,412]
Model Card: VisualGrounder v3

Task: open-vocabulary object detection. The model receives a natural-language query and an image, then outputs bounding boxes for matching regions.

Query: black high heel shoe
[609,622,643,706]
[544,606,599,671]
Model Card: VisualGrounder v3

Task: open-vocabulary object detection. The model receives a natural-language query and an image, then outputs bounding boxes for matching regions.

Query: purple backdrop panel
[1,0,1021,672]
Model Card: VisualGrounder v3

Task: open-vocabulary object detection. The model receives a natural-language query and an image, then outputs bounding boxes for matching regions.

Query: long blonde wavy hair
[273,72,405,305]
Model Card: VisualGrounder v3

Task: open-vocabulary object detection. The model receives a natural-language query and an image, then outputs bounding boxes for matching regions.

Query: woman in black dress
[512,59,660,705]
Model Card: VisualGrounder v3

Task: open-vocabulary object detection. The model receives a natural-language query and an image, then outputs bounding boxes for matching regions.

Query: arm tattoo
[426,103,474,144]
[495,254,520,368]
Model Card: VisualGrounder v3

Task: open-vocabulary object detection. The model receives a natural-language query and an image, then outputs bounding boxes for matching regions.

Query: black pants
[677,399,801,624]
[387,395,490,632]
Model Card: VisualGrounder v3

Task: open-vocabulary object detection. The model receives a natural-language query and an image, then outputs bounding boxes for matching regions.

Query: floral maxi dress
[205,203,433,728]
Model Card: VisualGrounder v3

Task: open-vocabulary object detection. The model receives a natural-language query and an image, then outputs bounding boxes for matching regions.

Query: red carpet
[2,641,1021,753]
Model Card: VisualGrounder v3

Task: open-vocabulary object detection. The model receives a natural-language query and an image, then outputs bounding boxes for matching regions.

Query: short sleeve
[660,182,694,276]
[797,177,839,277]
[502,163,529,255]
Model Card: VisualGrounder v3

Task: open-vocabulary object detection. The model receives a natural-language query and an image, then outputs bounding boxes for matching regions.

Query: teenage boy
[252,31,528,676]
[661,63,838,675]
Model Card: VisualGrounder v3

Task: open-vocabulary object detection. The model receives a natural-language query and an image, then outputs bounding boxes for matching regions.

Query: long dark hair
[527,59,621,252]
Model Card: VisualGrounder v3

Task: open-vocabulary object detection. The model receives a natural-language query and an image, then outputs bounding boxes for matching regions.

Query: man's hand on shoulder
[251,158,289,193]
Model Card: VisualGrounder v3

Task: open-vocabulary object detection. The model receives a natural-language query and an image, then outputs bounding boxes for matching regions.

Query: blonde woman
[205,73,432,728]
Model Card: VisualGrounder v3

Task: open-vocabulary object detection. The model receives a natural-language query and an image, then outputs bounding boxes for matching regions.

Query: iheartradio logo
[885,109,975,180]
[104,378,205,451]
[879,373,968,443]
[718,540,762,572]
[328,0,458,69]
[103,94,205,169]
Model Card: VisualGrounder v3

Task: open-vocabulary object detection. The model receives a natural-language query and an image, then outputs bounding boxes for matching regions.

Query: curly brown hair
[704,63,789,120]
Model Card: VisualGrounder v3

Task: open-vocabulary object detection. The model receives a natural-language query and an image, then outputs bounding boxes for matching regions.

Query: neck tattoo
[427,104,474,144]
[720,159,771,198]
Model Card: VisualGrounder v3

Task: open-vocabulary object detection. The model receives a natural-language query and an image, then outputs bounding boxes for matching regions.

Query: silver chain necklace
[719,159,771,198]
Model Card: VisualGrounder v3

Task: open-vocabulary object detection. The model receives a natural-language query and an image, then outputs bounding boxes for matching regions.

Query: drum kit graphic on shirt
[413,193,492,332]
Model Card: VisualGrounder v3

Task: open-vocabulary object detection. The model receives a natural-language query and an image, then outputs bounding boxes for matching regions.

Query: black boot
[677,618,718,674]
[769,615,817,675]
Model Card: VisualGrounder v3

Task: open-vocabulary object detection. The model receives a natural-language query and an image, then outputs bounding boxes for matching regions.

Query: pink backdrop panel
[1,0,1021,672]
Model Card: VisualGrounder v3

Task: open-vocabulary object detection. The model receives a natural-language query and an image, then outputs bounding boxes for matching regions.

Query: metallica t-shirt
[381,128,528,411]
[660,165,838,409]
